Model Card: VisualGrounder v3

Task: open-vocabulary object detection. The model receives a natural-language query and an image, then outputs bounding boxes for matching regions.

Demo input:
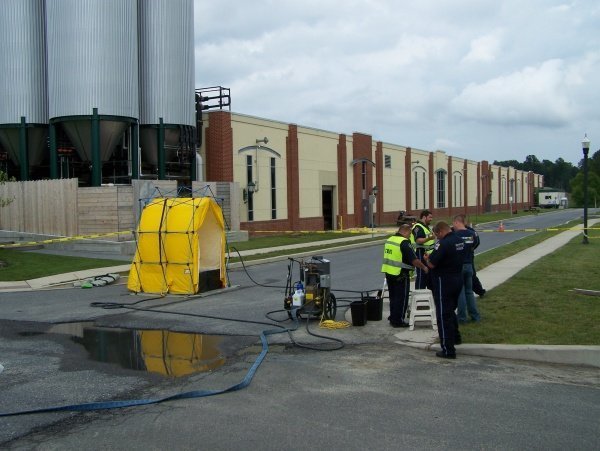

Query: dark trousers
[414,249,429,290]
[472,262,484,295]
[431,272,462,356]
[386,273,410,325]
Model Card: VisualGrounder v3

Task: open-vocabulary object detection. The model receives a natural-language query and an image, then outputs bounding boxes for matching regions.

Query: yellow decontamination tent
[127,197,227,295]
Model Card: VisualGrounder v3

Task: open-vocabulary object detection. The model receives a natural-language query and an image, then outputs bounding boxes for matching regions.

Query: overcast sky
[193,0,599,165]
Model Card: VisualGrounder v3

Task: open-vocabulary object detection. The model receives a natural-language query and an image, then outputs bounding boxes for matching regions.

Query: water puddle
[43,322,232,377]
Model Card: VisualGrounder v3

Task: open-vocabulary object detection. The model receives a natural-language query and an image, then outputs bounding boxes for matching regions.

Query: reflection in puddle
[48,323,226,377]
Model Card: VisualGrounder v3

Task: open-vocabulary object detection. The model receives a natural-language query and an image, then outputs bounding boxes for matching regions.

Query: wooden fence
[0,179,239,239]
[0,179,78,236]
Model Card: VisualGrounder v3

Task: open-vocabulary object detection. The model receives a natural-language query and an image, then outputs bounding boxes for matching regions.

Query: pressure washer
[283,256,337,320]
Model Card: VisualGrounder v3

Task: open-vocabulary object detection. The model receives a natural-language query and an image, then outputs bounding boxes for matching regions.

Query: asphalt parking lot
[2,238,600,449]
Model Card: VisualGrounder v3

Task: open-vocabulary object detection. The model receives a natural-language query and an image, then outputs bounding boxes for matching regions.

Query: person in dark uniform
[424,221,466,359]
[468,223,486,297]
[410,210,435,289]
[382,224,429,327]
[452,214,480,323]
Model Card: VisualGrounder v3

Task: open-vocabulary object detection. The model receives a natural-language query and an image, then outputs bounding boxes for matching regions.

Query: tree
[495,155,579,190]
[523,155,543,174]
[569,171,600,208]
[578,149,600,175]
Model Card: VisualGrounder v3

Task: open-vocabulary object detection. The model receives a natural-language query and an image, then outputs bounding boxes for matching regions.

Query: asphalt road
[1,208,598,449]
[473,208,586,253]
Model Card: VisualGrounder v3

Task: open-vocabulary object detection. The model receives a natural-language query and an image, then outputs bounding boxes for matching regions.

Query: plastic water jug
[292,284,305,307]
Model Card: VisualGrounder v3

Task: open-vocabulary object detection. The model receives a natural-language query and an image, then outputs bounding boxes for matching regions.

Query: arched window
[453,171,462,207]
[413,165,426,209]
[436,169,446,208]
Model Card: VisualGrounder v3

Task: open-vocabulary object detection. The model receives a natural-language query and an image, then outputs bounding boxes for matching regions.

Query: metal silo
[138,0,196,178]
[0,0,48,180]
[46,0,139,185]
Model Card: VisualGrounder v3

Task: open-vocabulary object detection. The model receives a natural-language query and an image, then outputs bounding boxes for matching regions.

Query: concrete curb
[0,265,131,292]
[453,344,600,368]
[394,339,600,368]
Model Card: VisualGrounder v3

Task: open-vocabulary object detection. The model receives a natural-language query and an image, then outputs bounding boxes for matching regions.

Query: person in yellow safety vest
[410,209,435,290]
[382,224,429,328]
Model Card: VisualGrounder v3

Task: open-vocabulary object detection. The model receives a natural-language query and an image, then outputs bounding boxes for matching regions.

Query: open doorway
[322,186,334,230]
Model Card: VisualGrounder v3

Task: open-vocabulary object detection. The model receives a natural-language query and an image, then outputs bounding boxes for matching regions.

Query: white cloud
[451,59,575,127]
[462,31,503,63]
[194,0,600,163]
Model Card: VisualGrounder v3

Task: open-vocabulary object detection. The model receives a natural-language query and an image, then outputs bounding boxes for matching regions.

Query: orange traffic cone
[498,221,505,232]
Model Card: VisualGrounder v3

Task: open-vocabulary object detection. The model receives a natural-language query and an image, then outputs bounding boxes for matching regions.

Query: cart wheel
[323,292,337,320]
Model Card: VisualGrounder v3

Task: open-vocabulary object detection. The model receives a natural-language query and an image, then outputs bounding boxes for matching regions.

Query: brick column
[477,162,481,215]
[352,133,373,228]
[528,171,534,206]
[337,134,348,229]
[205,111,233,181]
[405,147,412,213]
[498,167,503,209]
[286,124,299,230]
[481,160,490,212]
[448,158,453,216]
[428,152,434,210]
[375,141,383,226]
[463,159,468,214]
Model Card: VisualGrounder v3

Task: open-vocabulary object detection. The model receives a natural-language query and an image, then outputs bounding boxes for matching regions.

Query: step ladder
[408,289,437,331]
[381,277,388,301]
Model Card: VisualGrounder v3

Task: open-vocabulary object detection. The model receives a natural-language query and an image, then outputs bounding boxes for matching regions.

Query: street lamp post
[582,135,590,244]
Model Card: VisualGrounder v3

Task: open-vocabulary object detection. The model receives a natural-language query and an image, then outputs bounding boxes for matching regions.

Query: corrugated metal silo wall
[0,0,48,125]
[46,0,139,119]
[138,0,195,126]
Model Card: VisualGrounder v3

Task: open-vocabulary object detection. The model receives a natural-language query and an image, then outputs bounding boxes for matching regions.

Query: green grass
[0,249,126,281]
[227,231,373,252]
[462,226,600,345]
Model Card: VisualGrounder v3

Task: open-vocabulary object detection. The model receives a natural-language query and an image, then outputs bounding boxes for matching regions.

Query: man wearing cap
[424,221,466,359]
[452,214,481,323]
[382,224,429,328]
[410,209,435,289]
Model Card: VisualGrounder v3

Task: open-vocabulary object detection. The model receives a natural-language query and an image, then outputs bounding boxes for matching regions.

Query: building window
[384,155,391,168]
[414,168,426,210]
[422,172,426,208]
[270,157,276,220]
[247,155,253,221]
[436,170,446,208]
[453,172,462,207]
[414,170,419,210]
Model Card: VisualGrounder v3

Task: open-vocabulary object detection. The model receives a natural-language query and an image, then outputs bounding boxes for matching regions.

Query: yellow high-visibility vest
[410,222,435,251]
[381,235,414,275]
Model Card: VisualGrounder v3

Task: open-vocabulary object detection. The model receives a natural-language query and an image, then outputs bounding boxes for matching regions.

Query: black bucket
[364,296,383,321]
[350,300,368,326]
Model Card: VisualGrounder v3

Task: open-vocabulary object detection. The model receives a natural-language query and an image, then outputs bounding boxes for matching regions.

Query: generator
[284,256,337,320]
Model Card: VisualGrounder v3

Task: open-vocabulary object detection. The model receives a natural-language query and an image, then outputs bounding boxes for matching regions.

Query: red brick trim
[375,141,383,226]
[205,111,233,181]
[242,216,324,235]
[352,132,373,228]
[405,147,412,212]
[286,124,299,230]
[428,152,434,210]
[447,158,453,216]
[463,159,468,215]
[337,134,348,228]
